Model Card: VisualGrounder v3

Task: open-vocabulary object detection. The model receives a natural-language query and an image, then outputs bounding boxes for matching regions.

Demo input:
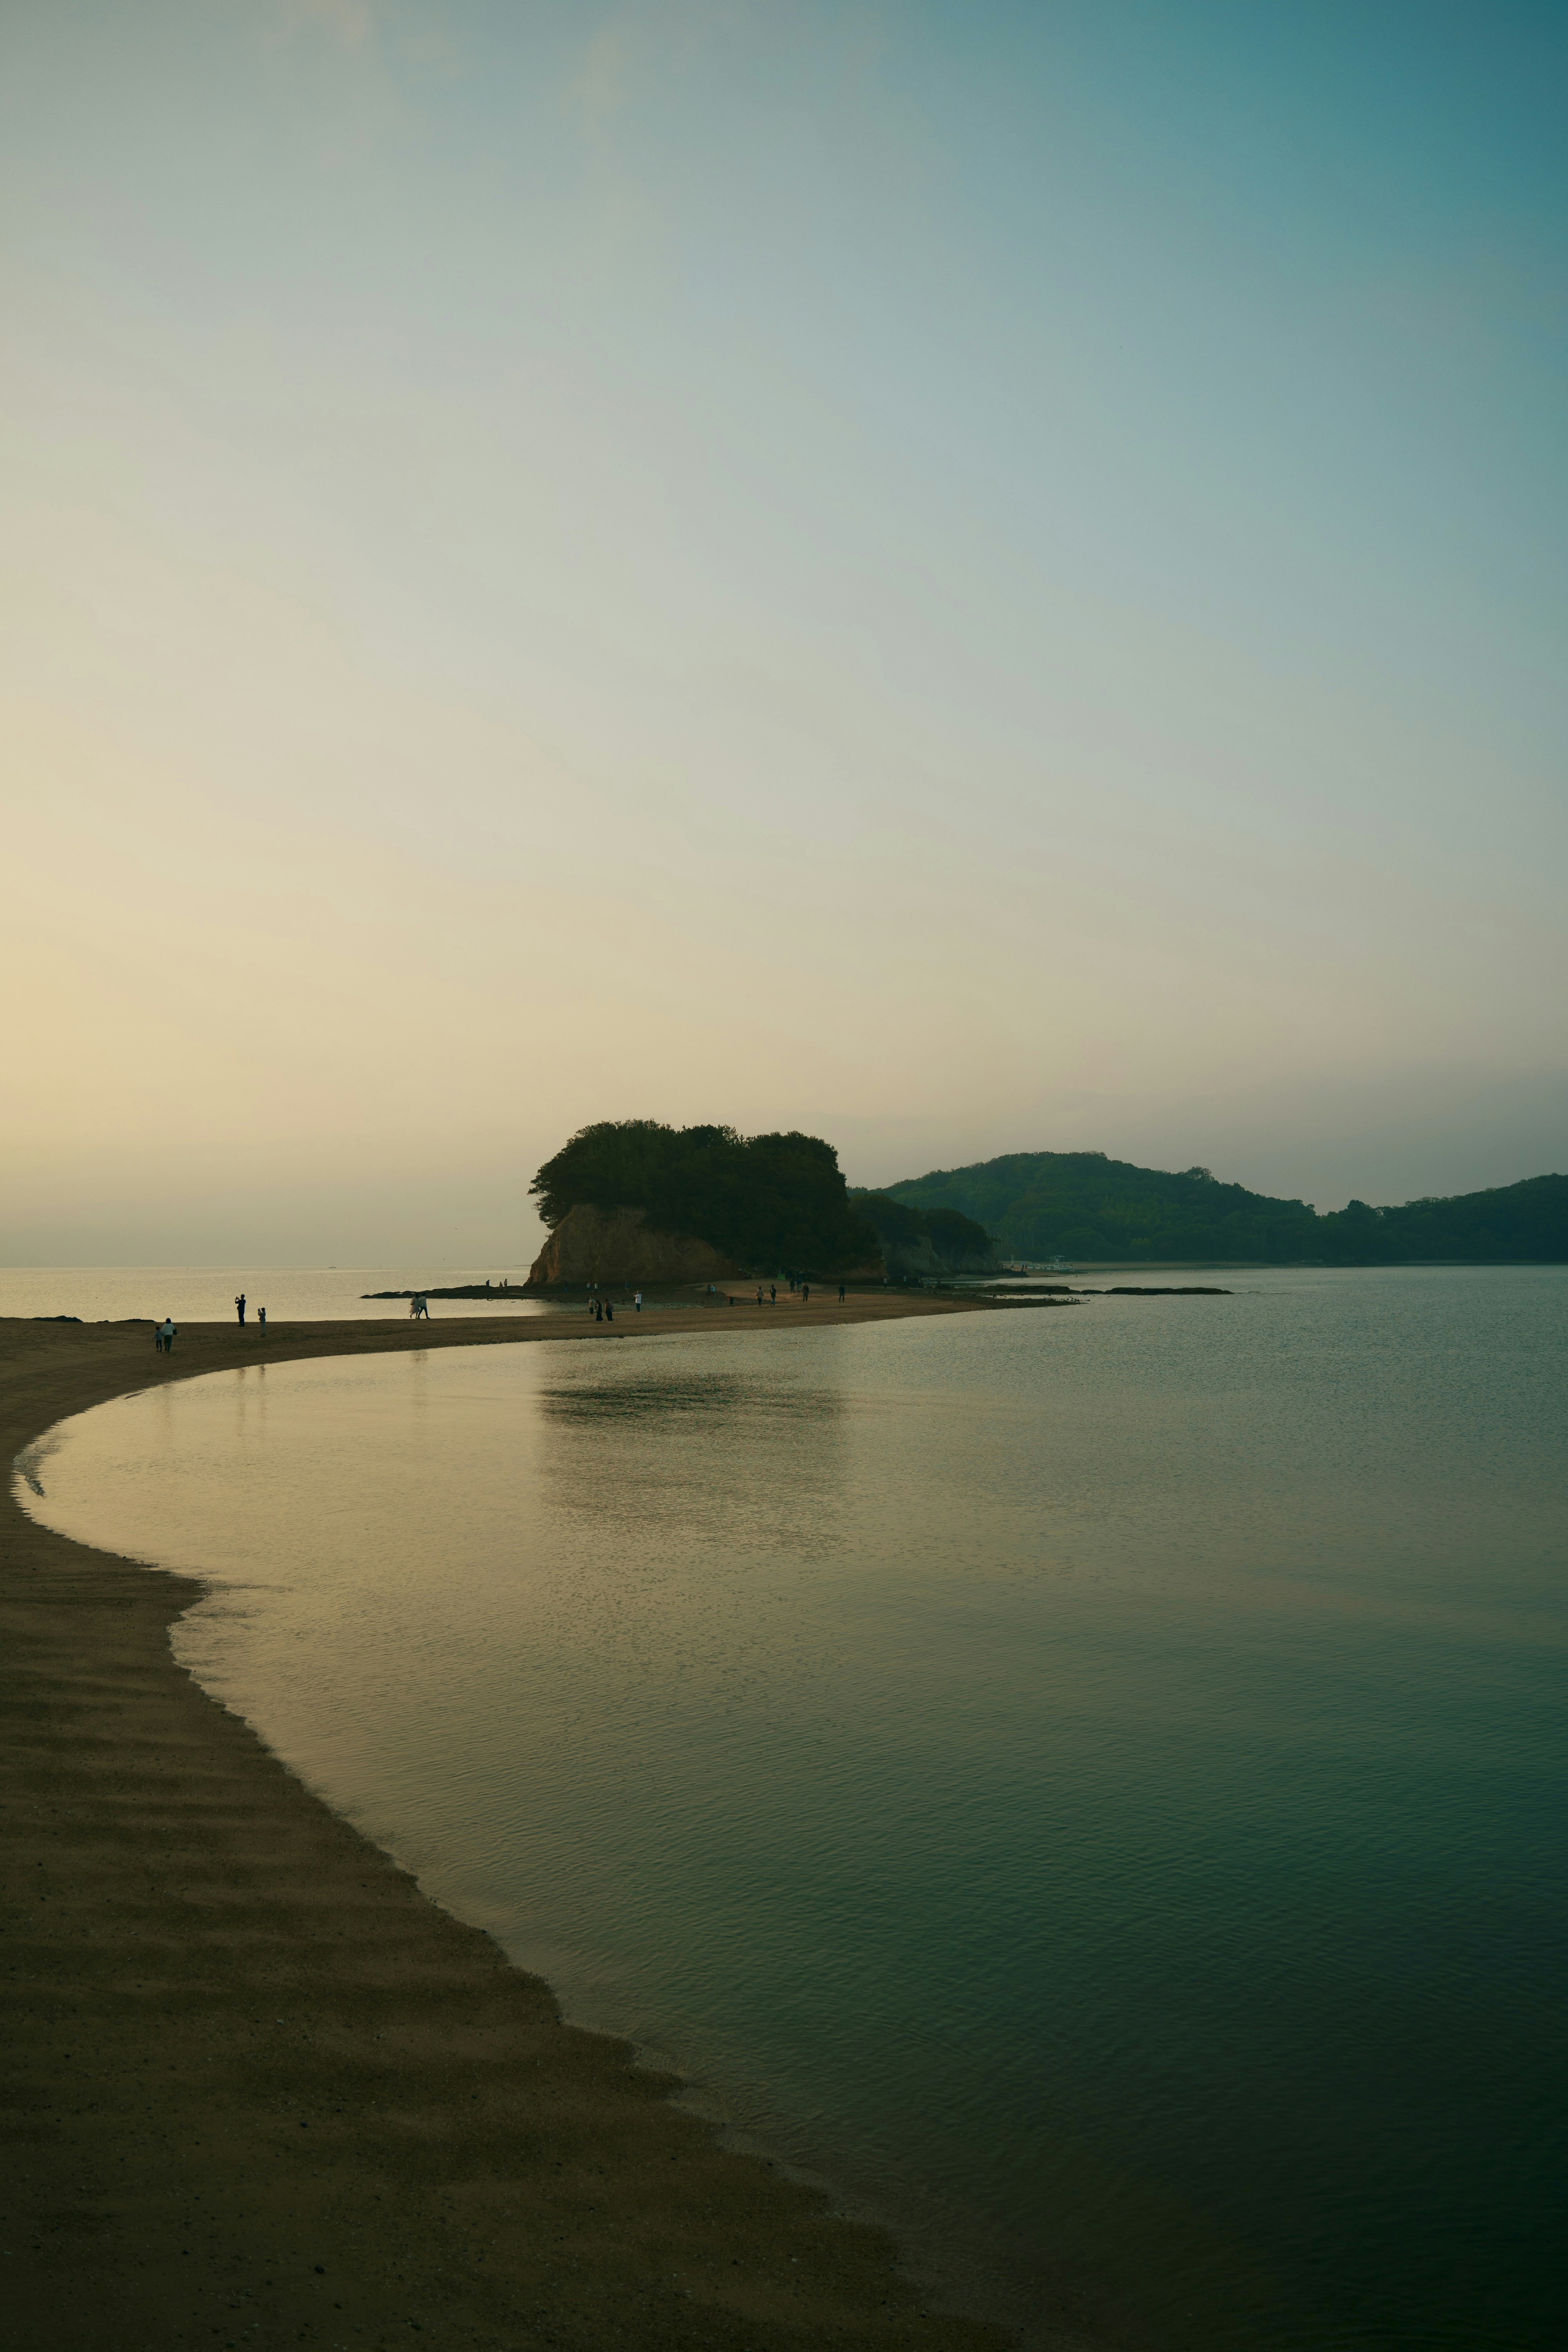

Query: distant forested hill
[880,1153,1568,1264]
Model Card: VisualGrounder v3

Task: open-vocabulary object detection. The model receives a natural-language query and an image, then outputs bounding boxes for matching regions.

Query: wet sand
[2,1298,1027,2352]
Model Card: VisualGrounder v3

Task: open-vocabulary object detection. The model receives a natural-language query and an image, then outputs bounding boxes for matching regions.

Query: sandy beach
[2,1296,1018,2352]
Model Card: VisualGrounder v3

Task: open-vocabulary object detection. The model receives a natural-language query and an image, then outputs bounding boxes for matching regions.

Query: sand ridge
[1,1300,1031,2352]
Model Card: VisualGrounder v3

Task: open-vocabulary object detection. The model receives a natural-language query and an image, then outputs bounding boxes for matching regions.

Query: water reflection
[535,1369,848,1560]
[538,1369,845,1424]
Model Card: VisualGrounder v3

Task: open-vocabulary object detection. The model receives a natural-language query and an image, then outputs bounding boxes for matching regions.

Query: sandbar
[2,1296,1031,2352]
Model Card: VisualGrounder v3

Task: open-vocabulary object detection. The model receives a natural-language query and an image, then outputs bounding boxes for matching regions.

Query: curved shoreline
[1,1302,1042,2352]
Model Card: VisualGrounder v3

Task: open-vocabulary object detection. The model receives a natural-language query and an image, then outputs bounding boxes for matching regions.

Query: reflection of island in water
[533,1368,849,1565]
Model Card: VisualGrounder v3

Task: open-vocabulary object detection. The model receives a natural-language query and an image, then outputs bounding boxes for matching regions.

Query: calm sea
[16,1267,1567,2350]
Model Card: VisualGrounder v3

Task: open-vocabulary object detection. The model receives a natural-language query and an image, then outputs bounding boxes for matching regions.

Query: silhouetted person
[770,1284,776,1304]
[802,1282,811,1303]
[838,1281,846,1302]
[234,1293,246,1325]
[258,1306,267,1334]
[605,1299,614,1321]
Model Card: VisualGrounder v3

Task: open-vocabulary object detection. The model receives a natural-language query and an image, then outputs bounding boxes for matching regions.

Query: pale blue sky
[4,2,1564,1261]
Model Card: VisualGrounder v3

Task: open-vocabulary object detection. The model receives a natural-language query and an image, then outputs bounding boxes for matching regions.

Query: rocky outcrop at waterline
[526,1204,741,1286]
[362,1282,524,1300]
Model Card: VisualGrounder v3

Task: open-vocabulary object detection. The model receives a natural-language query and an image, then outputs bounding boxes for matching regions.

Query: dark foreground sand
[2,1298,1040,2352]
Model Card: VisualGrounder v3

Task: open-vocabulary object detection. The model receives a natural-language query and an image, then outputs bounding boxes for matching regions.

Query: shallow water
[18,1268,1568,2349]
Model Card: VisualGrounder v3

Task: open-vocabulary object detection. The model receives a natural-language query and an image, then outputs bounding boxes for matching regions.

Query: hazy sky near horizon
[4,0,1566,1264]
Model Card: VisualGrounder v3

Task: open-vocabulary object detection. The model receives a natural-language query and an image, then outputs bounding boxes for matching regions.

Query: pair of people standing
[155,1319,177,1352]
[234,1292,268,1332]
[592,1297,614,1323]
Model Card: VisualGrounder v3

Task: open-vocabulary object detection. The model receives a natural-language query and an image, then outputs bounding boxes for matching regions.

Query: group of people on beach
[584,1287,643,1321]
[147,1275,849,1354]
[743,1278,849,1305]
[151,1289,270,1351]
[590,1289,642,1320]
[575,1278,851,1322]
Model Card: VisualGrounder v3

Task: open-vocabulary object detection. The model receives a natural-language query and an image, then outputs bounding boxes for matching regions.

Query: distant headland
[879,1150,1568,1266]
[518,1123,1568,1280]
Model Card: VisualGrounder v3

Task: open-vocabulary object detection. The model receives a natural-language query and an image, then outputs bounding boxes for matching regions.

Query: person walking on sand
[635,1292,642,1312]
[605,1299,614,1321]
[838,1281,846,1303]
[802,1281,811,1304]
[770,1283,776,1304]
[156,1318,176,1353]
[234,1292,246,1325]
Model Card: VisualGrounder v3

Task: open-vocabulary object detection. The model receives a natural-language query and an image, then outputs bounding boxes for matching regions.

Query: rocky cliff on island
[527,1205,740,1286]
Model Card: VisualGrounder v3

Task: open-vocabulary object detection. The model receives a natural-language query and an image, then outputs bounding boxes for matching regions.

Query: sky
[4,0,1565,1265]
